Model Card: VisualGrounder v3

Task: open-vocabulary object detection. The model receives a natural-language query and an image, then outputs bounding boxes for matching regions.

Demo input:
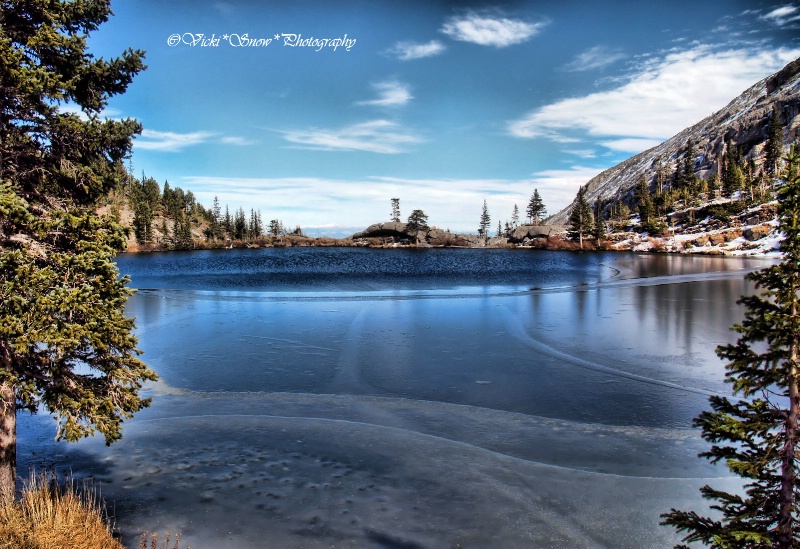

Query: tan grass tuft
[0,471,123,549]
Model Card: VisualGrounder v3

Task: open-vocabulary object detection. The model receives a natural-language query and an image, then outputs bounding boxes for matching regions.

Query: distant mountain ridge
[548,57,800,226]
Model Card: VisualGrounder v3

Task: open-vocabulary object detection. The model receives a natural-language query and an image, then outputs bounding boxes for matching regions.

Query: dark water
[19,248,774,548]
[115,246,617,292]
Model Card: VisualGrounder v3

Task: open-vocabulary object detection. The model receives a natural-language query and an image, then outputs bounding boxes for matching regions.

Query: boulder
[508,225,565,243]
[351,222,409,240]
[743,224,773,241]
[709,233,726,246]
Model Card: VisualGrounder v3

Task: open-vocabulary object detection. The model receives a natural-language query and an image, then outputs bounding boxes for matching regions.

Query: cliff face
[548,56,800,226]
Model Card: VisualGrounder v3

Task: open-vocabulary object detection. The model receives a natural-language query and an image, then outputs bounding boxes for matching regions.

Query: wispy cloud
[441,11,547,47]
[135,129,215,152]
[563,149,598,159]
[220,136,255,146]
[564,46,626,72]
[600,138,662,153]
[386,40,446,60]
[281,119,422,154]
[527,166,606,207]
[760,5,800,26]
[181,175,560,234]
[508,45,800,152]
[357,81,413,107]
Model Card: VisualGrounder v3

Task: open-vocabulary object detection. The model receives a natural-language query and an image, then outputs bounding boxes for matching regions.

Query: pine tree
[567,186,593,249]
[248,209,262,239]
[527,189,546,224]
[662,146,800,548]
[593,201,606,241]
[406,209,429,242]
[478,200,491,241]
[635,177,656,233]
[391,198,401,223]
[677,140,697,189]
[234,208,247,240]
[765,106,785,178]
[724,144,746,198]
[268,219,283,237]
[223,206,233,239]
[0,1,155,497]
[210,196,222,240]
[511,204,520,228]
[133,201,153,244]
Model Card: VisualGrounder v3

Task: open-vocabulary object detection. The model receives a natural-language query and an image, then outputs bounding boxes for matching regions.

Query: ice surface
[16,252,768,548]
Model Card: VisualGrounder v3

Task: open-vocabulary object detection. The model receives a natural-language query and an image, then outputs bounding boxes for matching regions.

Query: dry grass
[0,472,123,549]
[139,531,186,549]
[0,473,188,549]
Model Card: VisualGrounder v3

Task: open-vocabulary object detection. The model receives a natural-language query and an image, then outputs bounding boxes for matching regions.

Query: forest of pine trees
[120,171,299,250]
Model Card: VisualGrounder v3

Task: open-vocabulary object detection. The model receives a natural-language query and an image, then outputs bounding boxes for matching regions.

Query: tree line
[124,174,300,249]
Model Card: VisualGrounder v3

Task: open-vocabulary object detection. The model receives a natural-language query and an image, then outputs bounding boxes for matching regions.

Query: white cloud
[600,138,663,153]
[179,175,565,234]
[387,40,446,60]
[564,46,626,72]
[135,129,215,152]
[220,136,255,146]
[508,46,800,149]
[761,5,800,26]
[526,166,606,212]
[441,12,547,47]
[281,119,422,154]
[563,149,597,159]
[357,81,412,107]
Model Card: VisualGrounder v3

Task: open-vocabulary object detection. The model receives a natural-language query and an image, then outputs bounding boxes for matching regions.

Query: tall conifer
[0,1,155,497]
[567,186,593,249]
[662,146,800,548]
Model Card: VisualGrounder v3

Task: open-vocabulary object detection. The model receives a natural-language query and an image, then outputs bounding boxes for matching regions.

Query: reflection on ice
[17,250,771,548]
[19,392,733,548]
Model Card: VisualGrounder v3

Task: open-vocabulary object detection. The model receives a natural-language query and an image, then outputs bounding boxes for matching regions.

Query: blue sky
[86,0,800,235]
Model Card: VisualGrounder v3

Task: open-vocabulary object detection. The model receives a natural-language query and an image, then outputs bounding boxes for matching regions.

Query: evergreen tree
[234,207,247,240]
[497,220,503,237]
[268,219,283,237]
[527,189,546,224]
[567,186,593,249]
[662,146,800,548]
[132,201,153,244]
[248,209,262,239]
[210,196,222,240]
[635,177,656,233]
[478,200,491,240]
[139,175,161,212]
[765,106,785,178]
[162,180,172,214]
[0,1,155,497]
[406,209,429,241]
[611,202,631,230]
[391,198,401,223]
[512,204,520,228]
[724,144,746,197]
[676,140,697,189]
[223,205,233,239]
[593,201,606,241]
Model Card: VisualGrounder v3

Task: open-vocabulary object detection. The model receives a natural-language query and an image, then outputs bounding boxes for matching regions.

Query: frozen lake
[17,248,773,548]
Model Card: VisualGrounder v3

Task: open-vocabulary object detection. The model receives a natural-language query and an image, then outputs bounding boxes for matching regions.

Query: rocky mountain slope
[548,57,800,226]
